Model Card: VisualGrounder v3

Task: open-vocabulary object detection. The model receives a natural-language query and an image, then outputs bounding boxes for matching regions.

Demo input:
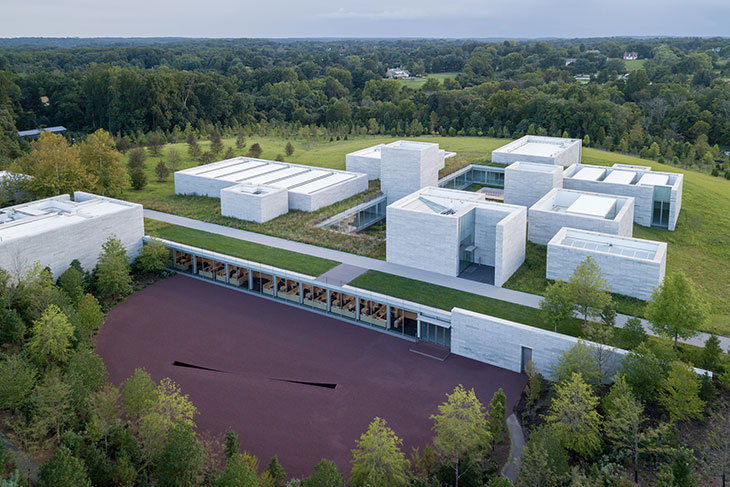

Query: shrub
[136,241,170,275]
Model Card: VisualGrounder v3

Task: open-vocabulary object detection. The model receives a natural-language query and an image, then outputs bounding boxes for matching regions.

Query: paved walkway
[502,414,525,482]
[145,210,730,352]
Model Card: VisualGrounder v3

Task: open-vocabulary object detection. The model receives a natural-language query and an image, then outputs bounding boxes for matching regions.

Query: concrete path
[1,433,39,481]
[502,414,525,482]
[145,210,730,352]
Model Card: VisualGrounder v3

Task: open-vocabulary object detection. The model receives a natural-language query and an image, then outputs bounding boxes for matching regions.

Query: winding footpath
[144,209,730,352]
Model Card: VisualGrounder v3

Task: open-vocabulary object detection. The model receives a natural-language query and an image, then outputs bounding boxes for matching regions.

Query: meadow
[396,72,459,89]
[129,134,730,336]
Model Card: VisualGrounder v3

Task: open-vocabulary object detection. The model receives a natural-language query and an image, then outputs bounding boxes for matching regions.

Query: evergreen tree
[130,166,147,190]
[659,361,705,423]
[285,142,295,156]
[155,421,204,487]
[0,353,37,410]
[301,459,343,487]
[155,160,170,182]
[36,445,91,487]
[94,236,132,299]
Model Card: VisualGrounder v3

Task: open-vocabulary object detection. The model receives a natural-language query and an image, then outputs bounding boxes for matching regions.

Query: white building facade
[492,135,582,166]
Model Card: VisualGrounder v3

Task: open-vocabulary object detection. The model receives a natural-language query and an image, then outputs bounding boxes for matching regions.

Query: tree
[136,241,170,275]
[235,133,246,150]
[582,321,616,382]
[567,257,612,325]
[28,304,74,368]
[57,265,85,305]
[430,385,490,484]
[647,271,707,350]
[223,147,235,159]
[155,160,170,182]
[154,421,204,487]
[148,134,163,157]
[603,376,644,483]
[223,428,240,460]
[127,147,147,169]
[0,309,25,345]
[301,459,343,487]
[216,453,258,487]
[130,166,147,190]
[545,372,602,456]
[267,456,287,486]
[64,345,108,414]
[486,388,507,447]
[620,343,667,403]
[22,131,94,198]
[247,143,263,158]
[36,445,91,487]
[0,353,37,410]
[95,236,132,299]
[74,293,105,342]
[516,426,570,487]
[209,132,223,155]
[79,129,129,197]
[168,148,181,171]
[703,406,730,487]
[701,334,723,371]
[187,140,202,161]
[539,279,575,332]
[30,371,72,445]
[659,361,705,423]
[622,317,647,349]
[553,341,602,386]
[350,417,410,487]
[285,142,295,157]
[121,368,157,422]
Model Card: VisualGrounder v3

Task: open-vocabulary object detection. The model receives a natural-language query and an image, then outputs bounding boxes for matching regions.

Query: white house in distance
[0,192,144,278]
[386,187,526,287]
[563,163,683,231]
[174,157,368,218]
[547,228,667,300]
[528,188,634,245]
[492,135,582,166]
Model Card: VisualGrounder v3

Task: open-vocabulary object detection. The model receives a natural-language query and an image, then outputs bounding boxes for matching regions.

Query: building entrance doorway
[421,322,451,348]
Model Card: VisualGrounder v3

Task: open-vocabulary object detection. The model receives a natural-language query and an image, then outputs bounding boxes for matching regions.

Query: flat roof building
[174,157,368,214]
[547,228,667,300]
[220,184,289,223]
[528,188,634,245]
[0,192,143,278]
[504,161,563,208]
[492,135,582,166]
[386,187,526,286]
[346,140,455,181]
[17,126,67,138]
[563,163,683,230]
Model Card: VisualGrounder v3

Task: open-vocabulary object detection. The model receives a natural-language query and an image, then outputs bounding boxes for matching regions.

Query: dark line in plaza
[172,360,226,373]
[270,378,337,389]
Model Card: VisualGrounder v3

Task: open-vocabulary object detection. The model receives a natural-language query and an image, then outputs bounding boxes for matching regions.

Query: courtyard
[96,274,527,477]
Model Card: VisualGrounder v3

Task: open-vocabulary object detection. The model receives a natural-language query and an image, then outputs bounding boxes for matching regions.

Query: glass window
[330,291,356,319]
[174,251,193,273]
[359,298,387,328]
[252,271,273,294]
[303,284,328,310]
[229,266,249,288]
[403,310,418,337]
[390,307,405,335]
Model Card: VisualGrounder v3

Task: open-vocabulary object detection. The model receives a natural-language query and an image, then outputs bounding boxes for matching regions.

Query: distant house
[585,49,600,54]
[39,96,50,107]
[623,51,639,60]
[17,126,67,139]
[565,58,577,66]
[385,67,411,80]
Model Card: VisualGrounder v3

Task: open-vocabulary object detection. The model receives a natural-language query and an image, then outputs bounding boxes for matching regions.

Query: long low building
[528,188,634,245]
[546,228,666,300]
[563,163,683,231]
[386,187,526,287]
[175,157,368,214]
[0,192,144,277]
[492,135,582,166]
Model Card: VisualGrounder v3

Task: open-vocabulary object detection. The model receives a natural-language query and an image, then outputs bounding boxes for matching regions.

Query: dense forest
[1,37,730,175]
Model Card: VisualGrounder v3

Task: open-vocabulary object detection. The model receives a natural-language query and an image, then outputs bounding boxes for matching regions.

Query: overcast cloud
[1,0,728,38]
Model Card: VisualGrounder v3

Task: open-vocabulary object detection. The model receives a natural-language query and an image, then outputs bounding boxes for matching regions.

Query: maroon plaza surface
[96,274,527,478]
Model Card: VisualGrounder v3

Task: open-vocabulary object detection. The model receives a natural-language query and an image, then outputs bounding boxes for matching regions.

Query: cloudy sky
[1,0,729,38]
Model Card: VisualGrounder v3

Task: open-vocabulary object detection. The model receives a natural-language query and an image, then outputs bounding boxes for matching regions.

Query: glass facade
[439,165,505,190]
[458,209,476,274]
[652,186,671,229]
[159,244,452,348]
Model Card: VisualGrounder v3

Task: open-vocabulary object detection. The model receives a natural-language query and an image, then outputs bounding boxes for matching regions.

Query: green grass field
[397,72,458,89]
[623,59,646,71]
[126,135,730,336]
[144,219,339,276]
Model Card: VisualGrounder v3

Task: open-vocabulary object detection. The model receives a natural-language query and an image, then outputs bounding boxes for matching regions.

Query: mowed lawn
[128,135,730,335]
[397,72,459,89]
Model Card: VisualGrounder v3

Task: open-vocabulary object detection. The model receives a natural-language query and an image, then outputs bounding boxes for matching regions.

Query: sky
[1,0,729,38]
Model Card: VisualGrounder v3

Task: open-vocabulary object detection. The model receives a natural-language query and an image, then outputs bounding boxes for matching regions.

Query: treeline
[1,38,730,171]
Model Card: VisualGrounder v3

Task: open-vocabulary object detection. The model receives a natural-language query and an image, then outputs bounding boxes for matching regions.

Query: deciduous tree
[539,279,575,332]
[154,421,204,487]
[0,353,37,410]
[247,143,263,158]
[546,373,602,456]
[301,459,343,487]
[36,445,91,487]
[79,129,129,197]
[22,131,94,198]
[567,257,612,326]
[94,236,132,299]
[647,271,707,350]
[155,160,170,182]
[603,376,645,483]
[28,304,74,368]
[659,361,705,423]
[350,417,409,487]
[285,142,295,156]
[703,406,730,487]
[430,384,490,484]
